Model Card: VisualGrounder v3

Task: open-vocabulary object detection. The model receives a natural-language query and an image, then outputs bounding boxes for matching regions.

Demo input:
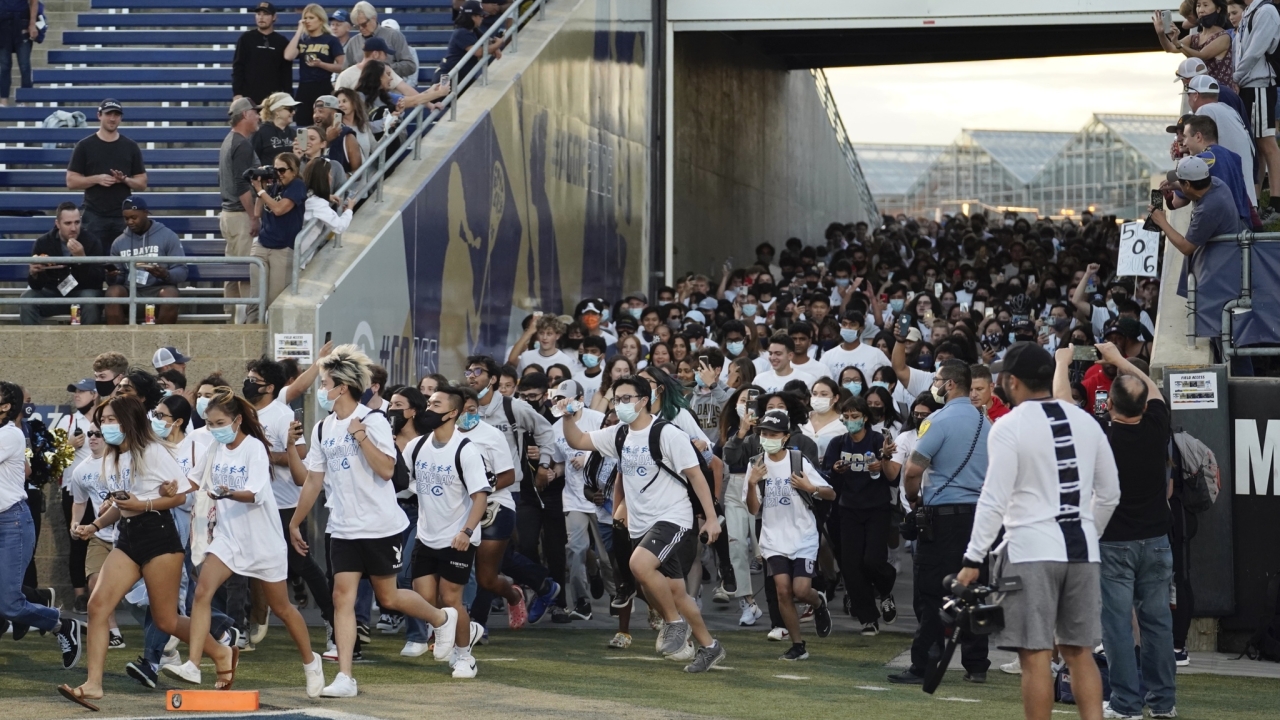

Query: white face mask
[810,397,832,414]
[760,437,784,455]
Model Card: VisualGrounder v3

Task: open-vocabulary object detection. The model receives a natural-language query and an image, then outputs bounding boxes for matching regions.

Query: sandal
[214,645,240,691]
[57,684,101,712]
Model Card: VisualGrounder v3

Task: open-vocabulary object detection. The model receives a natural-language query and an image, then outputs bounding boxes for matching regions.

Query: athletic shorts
[329,533,405,577]
[766,554,816,579]
[994,559,1101,652]
[1242,86,1277,138]
[114,511,183,568]
[635,521,696,580]
[85,536,113,577]
[411,542,476,585]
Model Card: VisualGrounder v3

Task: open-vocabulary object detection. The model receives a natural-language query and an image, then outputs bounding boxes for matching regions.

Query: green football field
[2,625,1278,719]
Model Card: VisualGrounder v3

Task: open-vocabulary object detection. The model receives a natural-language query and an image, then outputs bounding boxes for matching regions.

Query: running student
[60,395,230,711]
[405,387,492,678]
[68,423,124,650]
[290,345,459,698]
[178,389,323,696]
[558,375,727,673]
[746,410,835,661]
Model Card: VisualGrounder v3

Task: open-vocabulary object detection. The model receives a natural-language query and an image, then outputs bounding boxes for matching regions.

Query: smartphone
[1028,275,1036,286]
[335,111,343,126]
[698,355,710,367]
[111,491,130,501]
[1038,324,1051,338]
[323,331,332,344]
[922,310,935,324]
[1094,389,1110,414]
[959,303,969,314]
[1160,9,1172,34]
[879,293,889,303]
[1073,345,1100,362]
[294,407,306,423]
[984,306,995,319]
[972,300,985,315]
[745,388,760,406]
[933,282,943,297]
[296,127,308,153]
[1150,188,1163,211]
[897,314,913,337]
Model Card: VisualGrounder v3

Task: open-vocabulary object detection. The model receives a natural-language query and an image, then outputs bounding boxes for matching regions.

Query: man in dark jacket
[20,202,106,325]
[231,2,292,103]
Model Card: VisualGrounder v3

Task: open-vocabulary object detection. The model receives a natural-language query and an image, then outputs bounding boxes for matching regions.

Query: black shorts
[1243,85,1277,139]
[329,533,405,577]
[411,542,476,585]
[115,510,183,568]
[635,521,696,580]
[766,554,816,579]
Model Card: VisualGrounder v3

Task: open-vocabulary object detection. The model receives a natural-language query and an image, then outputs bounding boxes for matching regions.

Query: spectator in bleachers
[300,158,355,240]
[439,1,503,85]
[254,92,301,164]
[232,2,293,105]
[355,60,403,137]
[1232,0,1280,221]
[65,99,148,250]
[1186,75,1258,209]
[329,9,352,47]
[0,0,37,107]
[247,152,305,323]
[480,1,514,43]
[20,202,106,326]
[284,3,346,127]
[295,125,347,189]
[344,2,419,82]
[335,37,417,97]
[103,196,188,326]
[1157,0,1236,91]
[220,97,262,323]
[1175,57,1247,123]
[316,93,365,172]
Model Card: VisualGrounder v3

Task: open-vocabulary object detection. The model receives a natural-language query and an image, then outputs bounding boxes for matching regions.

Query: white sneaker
[158,649,181,669]
[766,627,789,642]
[164,634,180,654]
[162,659,201,684]
[1102,701,1142,719]
[1000,658,1022,675]
[666,640,696,662]
[738,599,762,626]
[304,653,324,698]
[432,607,459,661]
[320,671,358,698]
[322,644,339,662]
[451,652,478,679]
[401,641,430,657]
[250,609,270,645]
[713,585,731,604]
[443,646,459,667]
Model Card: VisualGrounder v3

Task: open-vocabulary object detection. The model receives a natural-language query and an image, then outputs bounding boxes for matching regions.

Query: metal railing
[290,0,549,293]
[0,255,267,323]
[1185,230,1280,358]
[810,68,880,222]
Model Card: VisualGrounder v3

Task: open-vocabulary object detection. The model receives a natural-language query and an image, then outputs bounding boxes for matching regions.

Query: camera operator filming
[955,343,1120,720]
[247,153,305,323]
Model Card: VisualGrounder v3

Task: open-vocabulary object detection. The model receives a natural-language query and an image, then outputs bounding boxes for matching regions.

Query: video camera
[242,165,278,183]
[922,573,1006,694]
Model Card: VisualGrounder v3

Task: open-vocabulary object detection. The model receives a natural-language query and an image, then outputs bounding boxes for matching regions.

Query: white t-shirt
[588,419,698,538]
[893,366,936,416]
[669,408,712,449]
[790,356,832,381]
[801,415,845,459]
[407,430,491,549]
[552,408,604,514]
[70,455,117,543]
[257,398,303,509]
[192,436,287,582]
[0,424,27,513]
[820,342,891,382]
[99,442,185,504]
[572,370,604,406]
[753,366,818,394]
[335,62,404,91]
[304,405,407,540]
[517,348,577,375]
[757,452,829,561]
[55,411,94,487]
[457,419,515,510]
[891,428,921,512]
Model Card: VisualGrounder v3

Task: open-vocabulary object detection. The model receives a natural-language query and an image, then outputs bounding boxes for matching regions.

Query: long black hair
[356,59,395,111]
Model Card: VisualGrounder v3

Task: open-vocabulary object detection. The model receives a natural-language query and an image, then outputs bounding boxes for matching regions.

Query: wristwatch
[461,527,473,535]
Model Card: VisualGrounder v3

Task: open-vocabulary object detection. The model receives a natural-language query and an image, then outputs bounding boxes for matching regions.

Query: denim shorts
[480,504,515,542]
[115,511,184,568]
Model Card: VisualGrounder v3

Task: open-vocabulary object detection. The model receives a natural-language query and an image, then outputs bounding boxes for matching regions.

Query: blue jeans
[399,518,429,644]
[0,501,58,631]
[1099,537,1178,716]
[0,17,33,101]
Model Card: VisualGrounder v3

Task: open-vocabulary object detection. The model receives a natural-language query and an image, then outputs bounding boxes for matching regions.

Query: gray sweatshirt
[107,220,189,286]
[1234,0,1280,88]
[477,393,555,485]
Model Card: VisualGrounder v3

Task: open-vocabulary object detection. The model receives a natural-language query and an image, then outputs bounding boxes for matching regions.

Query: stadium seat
[60,29,454,46]
[0,169,218,188]
[0,149,220,166]
[47,48,446,66]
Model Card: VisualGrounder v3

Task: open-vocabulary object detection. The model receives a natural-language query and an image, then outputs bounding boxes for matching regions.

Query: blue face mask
[724,289,738,302]
[101,423,125,446]
[195,396,210,419]
[695,373,706,388]
[211,424,237,445]
[580,353,600,368]
[741,304,758,317]
[601,308,611,322]
[840,328,859,343]
[628,307,643,319]
[844,418,865,434]
[318,386,337,412]
[458,411,481,431]
[477,385,490,400]
[834,277,851,288]
[616,402,639,424]
[843,381,863,395]
[889,298,905,313]
[650,390,658,406]
[726,340,745,356]
[870,381,891,391]
[150,417,172,439]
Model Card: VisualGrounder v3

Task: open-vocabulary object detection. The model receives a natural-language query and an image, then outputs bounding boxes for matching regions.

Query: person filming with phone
[103,196,187,325]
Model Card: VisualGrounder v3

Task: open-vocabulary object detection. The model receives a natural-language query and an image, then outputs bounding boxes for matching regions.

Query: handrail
[810,68,880,222]
[290,0,550,293]
[0,255,267,324]
[1185,229,1280,359]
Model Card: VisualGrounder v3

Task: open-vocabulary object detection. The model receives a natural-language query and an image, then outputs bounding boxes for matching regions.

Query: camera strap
[925,411,985,505]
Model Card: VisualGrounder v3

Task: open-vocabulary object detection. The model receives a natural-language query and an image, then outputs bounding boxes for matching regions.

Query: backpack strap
[789,448,802,477]
[642,420,691,493]
[453,436,470,488]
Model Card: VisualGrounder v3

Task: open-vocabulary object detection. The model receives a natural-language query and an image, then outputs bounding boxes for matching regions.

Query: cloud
[828,52,1179,145]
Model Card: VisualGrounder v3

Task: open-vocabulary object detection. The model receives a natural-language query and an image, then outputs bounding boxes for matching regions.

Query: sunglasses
[86,431,103,438]
[464,368,486,378]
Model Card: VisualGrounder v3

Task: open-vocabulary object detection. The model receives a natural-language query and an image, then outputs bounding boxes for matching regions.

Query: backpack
[1241,571,1280,662]
[613,420,722,520]
[1171,430,1220,514]
[316,407,397,486]
[41,110,85,150]
[755,448,832,525]
[407,434,490,494]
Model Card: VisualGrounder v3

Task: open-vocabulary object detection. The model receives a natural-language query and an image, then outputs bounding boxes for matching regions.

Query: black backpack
[1242,571,1280,662]
[406,434,492,493]
[612,420,722,520]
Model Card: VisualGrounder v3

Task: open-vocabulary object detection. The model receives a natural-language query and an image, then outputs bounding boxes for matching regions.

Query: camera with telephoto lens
[242,165,278,182]
[922,573,1006,694]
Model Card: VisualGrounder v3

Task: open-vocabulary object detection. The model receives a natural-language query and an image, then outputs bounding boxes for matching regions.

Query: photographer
[891,359,990,685]
[957,343,1119,720]
[247,152,305,323]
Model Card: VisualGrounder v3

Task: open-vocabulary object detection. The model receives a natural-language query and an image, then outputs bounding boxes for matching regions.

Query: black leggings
[61,489,94,589]
[516,500,567,606]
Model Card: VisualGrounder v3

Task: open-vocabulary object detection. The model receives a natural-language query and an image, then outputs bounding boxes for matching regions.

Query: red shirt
[986,394,1011,421]
[1081,363,1113,413]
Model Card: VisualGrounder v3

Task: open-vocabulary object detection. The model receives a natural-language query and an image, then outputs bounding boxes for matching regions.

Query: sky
[827,52,1181,146]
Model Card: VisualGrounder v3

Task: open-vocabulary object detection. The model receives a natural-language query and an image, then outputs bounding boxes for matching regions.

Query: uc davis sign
[1225,383,1280,651]
[1236,419,1280,495]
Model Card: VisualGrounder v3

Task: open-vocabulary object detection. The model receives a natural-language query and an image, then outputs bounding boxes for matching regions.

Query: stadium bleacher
[0,0,455,310]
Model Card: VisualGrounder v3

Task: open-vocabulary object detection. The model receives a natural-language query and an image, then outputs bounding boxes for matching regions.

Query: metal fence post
[127,258,137,325]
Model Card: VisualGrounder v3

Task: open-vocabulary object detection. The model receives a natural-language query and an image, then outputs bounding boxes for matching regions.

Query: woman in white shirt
[298,158,355,255]
[59,396,230,710]
[176,389,323,696]
[801,377,846,459]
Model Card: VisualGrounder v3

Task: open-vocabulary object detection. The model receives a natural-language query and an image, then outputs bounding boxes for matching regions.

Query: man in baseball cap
[228,96,262,117]
[152,346,192,373]
[1175,57,1247,124]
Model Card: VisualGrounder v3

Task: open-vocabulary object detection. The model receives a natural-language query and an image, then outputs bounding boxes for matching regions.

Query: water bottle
[866,451,880,480]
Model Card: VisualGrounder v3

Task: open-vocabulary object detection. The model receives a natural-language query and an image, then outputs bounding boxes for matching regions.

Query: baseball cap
[98,98,123,114]
[252,2,277,14]
[67,378,96,393]
[459,0,483,16]
[1174,155,1211,182]
[550,379,582,400]
[362,36,391,54]
[121,196,148,212]
[614,315,638,331]
[314,95,340,109]
[624,292,648,304]
[1165,112,1196,135]
[228,96,261,116]
[270,93,301,108]
[697,296,719,312]
[1175,57,1208,80]
[1001,342,1055,384]
[905,327,923,342]
[380,18,400,31]
[684,309,707,325]
[1187,75,1220,95]
[578,301,603,315]
[757,409,791,434]
[152,346,192,369]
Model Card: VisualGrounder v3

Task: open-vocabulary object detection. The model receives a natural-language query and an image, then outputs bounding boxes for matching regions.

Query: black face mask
[242,379,266,401]
[76,401,96,415]
[563,337,583,351]
[868,407,884,422]
[418,409,453,433]
[1043,286,1060,300]
[387,408,407,434]
[962,279,978,292]
[95,379,116,397]
[22,403,35,419]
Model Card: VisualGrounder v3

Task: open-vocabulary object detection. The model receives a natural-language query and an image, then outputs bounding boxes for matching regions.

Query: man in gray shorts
[955,343,1120,720]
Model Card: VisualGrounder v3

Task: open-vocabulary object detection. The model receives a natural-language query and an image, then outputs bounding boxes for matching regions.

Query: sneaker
[647,606,663,632]
[291,576,309,609]
[667,639,697,662]
[56,619,82,670]
[109,629,126,649]
[749,557,763,575]
[451,652,478,679]
[766,627,789,642]
[814,592,832,638]
[165,634,180,654]
[860,621,879,636]
[322,646,340,662]
[1102,701,1142,719]
[888,668,924,684]
[589,572,604,600]
[432,607,459,661]
[713,585,731,604]
[37,587,55,609]
[1174,648,1190,667]
[963,671,987,683]
[125,655,157,688]
[73,595,88,615]
[550,605,571,624]
[659,620,690,656]
[738,599,762,626]
[780,641,809,661]
[611,588,635,609]
[356,623,371,645]
[304,653,324,698]
[159,649,181,669]
[683,640,726,673]
[235,630,248,649]
[1000,658,1022,674]
[162,660,202,684]
[878,594,898,624]
[528,580,561,624]
[376,613,397,633]
[401,641,430,657]
[1151,708,1179,719]
[570,598,593,621]
[608,632,632,648]
[320,671,358,698]
[466,622,484,655]
[798,604,813,622]
[508,591,528,630]
[250,608,271,644]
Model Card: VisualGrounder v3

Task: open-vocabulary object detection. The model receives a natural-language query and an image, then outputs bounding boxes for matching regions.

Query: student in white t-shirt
[746,410,836,661]
[787,322,832,381]
[558,375,727,673]
[753,333,819,394]
[59,379,101,613]
[508,313,578,374]
[818,311,891,383]
[177,389,323,696]
[68,424,123,645]
[406,386,492,679]
[571,335,607,405]
[291,345,458,698]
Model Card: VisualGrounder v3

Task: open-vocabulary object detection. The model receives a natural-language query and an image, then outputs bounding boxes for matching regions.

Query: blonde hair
[263,92,297,121]
[302,3,333,35]
[319,343,372,397]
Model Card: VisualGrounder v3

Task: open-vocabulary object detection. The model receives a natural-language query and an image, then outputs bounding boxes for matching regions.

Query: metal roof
[1093,113,1179,173]
[963,130,1076,184]
[850,144,946,195]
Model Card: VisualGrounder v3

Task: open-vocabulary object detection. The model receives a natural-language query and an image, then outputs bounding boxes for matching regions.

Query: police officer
[888,360,991,684]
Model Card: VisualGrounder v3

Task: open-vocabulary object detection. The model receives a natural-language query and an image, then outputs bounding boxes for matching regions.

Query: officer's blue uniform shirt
[913,396,989,505]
